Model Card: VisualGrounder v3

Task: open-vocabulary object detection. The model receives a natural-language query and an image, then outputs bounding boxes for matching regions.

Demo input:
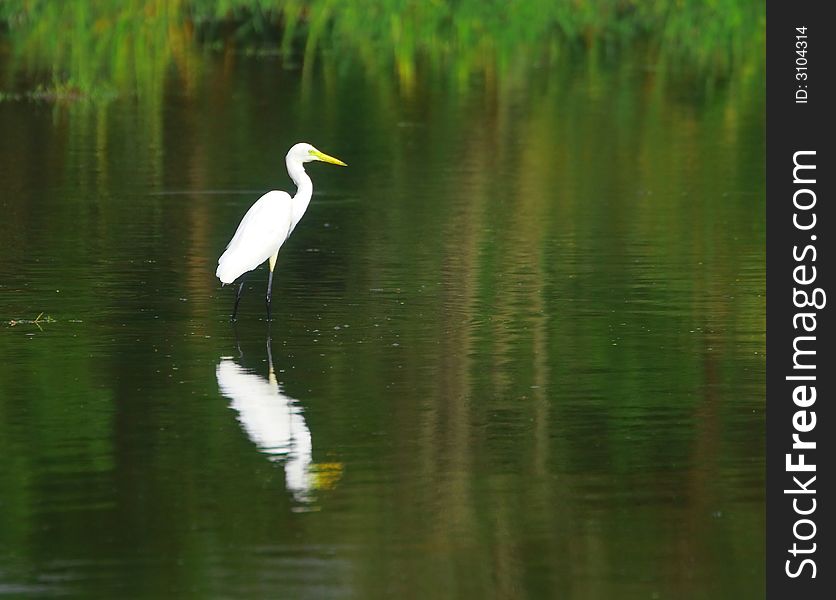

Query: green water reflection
[1,17,763,600]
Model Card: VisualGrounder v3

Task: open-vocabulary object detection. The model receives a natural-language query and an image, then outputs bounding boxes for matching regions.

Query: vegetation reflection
[0,1,764,597]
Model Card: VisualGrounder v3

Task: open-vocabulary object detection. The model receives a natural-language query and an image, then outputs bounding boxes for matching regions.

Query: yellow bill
[310,148,347,166]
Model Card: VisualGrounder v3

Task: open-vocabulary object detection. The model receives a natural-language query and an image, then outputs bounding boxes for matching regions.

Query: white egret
[216,339,342,502]
[216,142,347,320]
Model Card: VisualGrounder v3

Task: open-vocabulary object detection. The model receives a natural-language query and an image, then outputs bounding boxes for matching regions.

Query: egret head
[287,143,347,167]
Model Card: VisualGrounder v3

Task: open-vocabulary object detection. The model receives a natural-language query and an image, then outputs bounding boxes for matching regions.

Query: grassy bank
[1,0,763,99]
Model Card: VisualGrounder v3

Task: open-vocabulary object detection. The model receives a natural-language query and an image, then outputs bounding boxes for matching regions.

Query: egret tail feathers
[216,261,241,285]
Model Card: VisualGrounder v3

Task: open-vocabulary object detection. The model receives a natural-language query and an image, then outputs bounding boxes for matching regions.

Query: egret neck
[287,156,313,234]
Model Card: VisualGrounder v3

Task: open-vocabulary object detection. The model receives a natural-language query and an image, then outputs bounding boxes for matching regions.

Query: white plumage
[216,191,293,284]
[216,357,314,501]
[216,142,346,320]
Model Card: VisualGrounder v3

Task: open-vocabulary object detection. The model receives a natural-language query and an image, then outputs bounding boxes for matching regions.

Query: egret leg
[233,323,243,358]
[266,268,275,321]
[231,278,246,322]
[266,251,279,321]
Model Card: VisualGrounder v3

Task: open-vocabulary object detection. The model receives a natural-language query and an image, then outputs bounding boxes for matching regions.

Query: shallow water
[0,49,764,598]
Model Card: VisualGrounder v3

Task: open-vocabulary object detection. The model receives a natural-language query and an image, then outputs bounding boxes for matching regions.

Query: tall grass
[0,0,764,98]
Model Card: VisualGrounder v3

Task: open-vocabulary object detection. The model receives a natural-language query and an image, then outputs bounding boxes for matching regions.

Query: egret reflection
[216,338,340,502]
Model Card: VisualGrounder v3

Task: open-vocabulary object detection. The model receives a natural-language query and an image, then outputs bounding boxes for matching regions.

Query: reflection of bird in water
[216,338,341,502]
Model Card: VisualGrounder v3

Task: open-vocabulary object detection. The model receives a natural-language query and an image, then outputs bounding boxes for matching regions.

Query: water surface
[0,47,765,598]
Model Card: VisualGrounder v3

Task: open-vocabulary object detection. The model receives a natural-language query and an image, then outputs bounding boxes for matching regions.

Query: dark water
[0,50,764,598]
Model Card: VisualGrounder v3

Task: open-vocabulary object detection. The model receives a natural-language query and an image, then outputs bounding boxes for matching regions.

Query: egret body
[217,143,346,320]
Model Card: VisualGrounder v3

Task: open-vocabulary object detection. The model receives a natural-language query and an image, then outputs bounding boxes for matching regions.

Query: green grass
[0,0,764,99]
[6,312,57,329]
